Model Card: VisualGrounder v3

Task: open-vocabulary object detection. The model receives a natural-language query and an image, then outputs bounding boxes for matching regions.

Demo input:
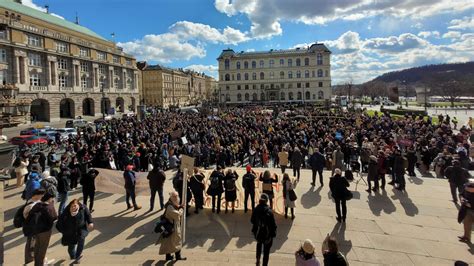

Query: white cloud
[23,0,64,19]
[214,0,474,38]
[363,33,428,53]
[417,31,440,38]
[442,31,462,39]
[448,16,474,30]
[169,21,249,45]
[325,31,361,54]
[118,34,206,63]
[184,64,218,79]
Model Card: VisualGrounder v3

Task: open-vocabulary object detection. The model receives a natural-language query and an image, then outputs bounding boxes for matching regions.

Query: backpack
[209,174,220,190]
[22,204,43,237]
[255,210,271,243]
[225,177,236,191]
[13,202,34,228]
[154,205,174,238]
[23,178,41,200]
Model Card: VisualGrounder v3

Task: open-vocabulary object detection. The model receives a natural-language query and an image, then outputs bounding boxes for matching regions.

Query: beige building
[205,76,218,101]
[0,0,139,122]
[139,63,215,108]
[217,43,332,104]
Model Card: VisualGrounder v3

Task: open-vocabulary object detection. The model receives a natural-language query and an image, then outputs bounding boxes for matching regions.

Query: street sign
[180,155,195,172]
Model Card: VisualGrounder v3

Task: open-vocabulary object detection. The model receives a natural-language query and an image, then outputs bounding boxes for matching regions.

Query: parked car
[65,119,92,128]
[20,127,40,136]
[37,131,59,142]
[9,135,48,146]
[383,100,395,106]
[55,128,78,138]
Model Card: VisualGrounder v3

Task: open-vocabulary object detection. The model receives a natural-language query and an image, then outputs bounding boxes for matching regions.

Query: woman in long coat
[159,191,186,261]
[282,173,297,219]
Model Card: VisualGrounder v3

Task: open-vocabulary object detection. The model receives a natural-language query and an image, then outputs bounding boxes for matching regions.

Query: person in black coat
[147,165,166,211]
[189,168,205,214]
[329,168,350,223]
[251,193,277,266]
[291,147,303,181]
[309,150,326,186]
[242,165,257,213]
[80,168,99,212]
[123,165,141,210]
[224,169,239,213]
[56,199,94,263]
[366,155,379,193]
[172,169,192,215]
[206,166,225,213]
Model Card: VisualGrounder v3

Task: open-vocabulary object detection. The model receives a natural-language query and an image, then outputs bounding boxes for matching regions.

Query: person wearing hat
[242,165,257,213]
[366,155,379,193]
[251,193,277,266]
[123,164,141,210]
[295,239,321,266]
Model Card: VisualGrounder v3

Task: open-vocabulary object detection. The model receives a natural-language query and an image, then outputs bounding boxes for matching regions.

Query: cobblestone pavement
[2,168,473,265]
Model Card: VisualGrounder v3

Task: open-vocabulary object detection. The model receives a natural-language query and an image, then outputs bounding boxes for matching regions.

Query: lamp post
[101,83,106,120]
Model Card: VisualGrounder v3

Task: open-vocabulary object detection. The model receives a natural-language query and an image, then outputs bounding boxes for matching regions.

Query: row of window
[225,81,325,91]
[222,90,325,102]
[224,54,324,70]
[26,33,131,65]
[30,73,132,89]
[223,69,329,81]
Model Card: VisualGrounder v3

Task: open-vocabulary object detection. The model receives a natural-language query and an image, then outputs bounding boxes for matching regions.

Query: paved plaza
[2,168,473,265]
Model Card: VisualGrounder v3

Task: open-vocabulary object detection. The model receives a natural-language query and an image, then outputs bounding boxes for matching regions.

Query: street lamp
[101,83,106,120]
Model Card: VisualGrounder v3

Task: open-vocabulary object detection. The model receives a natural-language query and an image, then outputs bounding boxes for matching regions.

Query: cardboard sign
[181,155,195,171]
[278,152,288,166]
[181,137,188,145]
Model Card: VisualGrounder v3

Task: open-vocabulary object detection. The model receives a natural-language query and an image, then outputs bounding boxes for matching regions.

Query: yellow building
[0,0,139,121]
[139,63,215,108]
[217,43,332,104]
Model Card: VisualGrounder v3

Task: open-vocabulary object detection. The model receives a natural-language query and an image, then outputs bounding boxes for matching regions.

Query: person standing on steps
[147,165,166,212]
[242,165,257,213]
[282,173,297,219]
[329,169,350,223]
[309,148,326,186]
[295,239,321,266]
[259,170,279,210]
[366,155,379,193]
[123,164,141,211]
[251,193,277,266]
[80,168,99,213]
[207,166,225,213]
[189,167,205,214]
[158,191,187,261]
[291,147,303,181]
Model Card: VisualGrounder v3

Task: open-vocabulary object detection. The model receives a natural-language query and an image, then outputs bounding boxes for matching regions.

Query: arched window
[297,91,302,100]
[296,58,301,66]
[252,61,256,68]
[288,59,292,67]
[288,71,293,79]
[304,58,309,66]
[305,70,310,78]
[296,70,301,78]
[252,93,257,101]
[318,69,323,77]
[244,61,249,69]
[280,59,284,66]
[317,53,323,65]
[260,72,264,80]
[237,73,241,80]
[269,72,274,79]
[259,60,264,68]
[236,61,241,69]
[260,92,265,101]
[289,92,294,100]
[225,59,230,70]
[269,59,274,68]
[280,71,284,79]
[244,73,249,80]
[318,90,324,99]
[252,72,257,80]
[237,93,242,101]
[280,92,285,100]
[305,91,310,100]
[245,93,249,101]
[225,74,230,81]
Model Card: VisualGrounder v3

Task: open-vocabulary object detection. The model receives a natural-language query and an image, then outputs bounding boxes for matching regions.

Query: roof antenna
[44,5,49,14]
[75,12,79,24]
[111,32,116,43]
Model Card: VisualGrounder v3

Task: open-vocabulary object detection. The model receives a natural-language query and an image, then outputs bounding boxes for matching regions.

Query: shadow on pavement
[300,186,322,209]
[391,189,418,217]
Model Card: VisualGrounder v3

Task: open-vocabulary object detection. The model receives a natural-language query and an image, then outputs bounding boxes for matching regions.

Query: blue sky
[26,0,474,84]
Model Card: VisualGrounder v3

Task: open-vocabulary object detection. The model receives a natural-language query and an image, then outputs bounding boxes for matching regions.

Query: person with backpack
[259,170,279,210]
[309,149,326,186]
[189,167,205,214]
[24,172,42,201]
[40,171,58,201]
[251,193,277,266]
[158,191,187,261]
[329,169,350,223]
[124,164,142,210]
[282,173,297,219]
[56,199,94,263]
[57,166,71,215]
[206,166,224,213]
[224,169,239,213]
[242,165,257,213]
[80,168,99,213]
[147,165,167,212]
[23,189,57,266]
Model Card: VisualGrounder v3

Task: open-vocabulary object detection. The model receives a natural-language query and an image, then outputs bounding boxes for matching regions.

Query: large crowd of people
[11,105,474,265]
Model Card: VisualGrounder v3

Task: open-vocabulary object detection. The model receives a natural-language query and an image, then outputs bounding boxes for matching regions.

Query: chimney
[44,5,49,14]
[75,12,79,24]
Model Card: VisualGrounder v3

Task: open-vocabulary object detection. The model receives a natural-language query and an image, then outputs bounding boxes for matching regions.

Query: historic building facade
[0,0,139,122]
[139,62,215,108]
[217,43,331,104]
